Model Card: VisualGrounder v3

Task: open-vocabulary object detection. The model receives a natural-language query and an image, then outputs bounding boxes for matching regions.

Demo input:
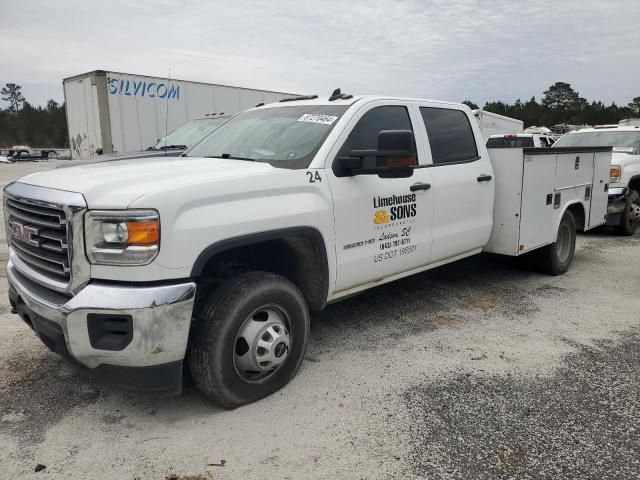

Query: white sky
[1,0,639,108]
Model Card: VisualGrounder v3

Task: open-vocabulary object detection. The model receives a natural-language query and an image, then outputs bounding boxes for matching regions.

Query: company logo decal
[108,77,180,100]
[372,193,417,226]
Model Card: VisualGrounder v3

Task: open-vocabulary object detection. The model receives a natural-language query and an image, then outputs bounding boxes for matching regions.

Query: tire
[188,271,309,408]
[615,190,639,236]
[536,210,576,275]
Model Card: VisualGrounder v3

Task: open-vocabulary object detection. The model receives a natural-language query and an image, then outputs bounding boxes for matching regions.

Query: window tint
[486,136,534,148]
[420,107,478,164]
[340,105,415,151]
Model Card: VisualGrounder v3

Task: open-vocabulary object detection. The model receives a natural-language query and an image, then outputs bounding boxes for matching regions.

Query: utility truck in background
[554,124,640,235]
[5,92,611,408]
[63,70,292,159]
[473,109,523,138]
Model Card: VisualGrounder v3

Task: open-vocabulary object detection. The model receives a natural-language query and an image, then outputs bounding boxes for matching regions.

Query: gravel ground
[0,161,639,479]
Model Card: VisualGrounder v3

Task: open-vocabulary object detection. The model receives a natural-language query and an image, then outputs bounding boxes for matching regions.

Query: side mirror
[334,130,416,178]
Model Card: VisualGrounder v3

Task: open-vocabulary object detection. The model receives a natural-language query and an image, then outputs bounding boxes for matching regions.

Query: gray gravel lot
[0,161,639,479]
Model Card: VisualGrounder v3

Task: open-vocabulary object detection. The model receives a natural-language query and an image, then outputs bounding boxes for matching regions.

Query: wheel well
[192,230,328,311]
[566,202,586,232]
[628,176,640,194]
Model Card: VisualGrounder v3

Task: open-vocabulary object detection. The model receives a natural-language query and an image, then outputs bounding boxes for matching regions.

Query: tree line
[463,82,640,129]
[1,81,639,148]
[0,83,67,148]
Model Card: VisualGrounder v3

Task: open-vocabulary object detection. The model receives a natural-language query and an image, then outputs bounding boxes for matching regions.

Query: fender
[554,200,586,240]
[190,226,330,308]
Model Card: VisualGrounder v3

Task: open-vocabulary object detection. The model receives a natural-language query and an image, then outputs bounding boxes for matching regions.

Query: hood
[56,149,181,169]
[17,156,276,208]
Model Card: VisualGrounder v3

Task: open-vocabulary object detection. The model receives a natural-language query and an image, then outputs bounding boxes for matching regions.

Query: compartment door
[519,154,557,252]
[588,151,611,228]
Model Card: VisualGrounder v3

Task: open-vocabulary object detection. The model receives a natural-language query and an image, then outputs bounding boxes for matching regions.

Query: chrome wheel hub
[234,306,291,383]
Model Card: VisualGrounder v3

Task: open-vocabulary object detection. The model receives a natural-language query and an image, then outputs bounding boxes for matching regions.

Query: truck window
[420,107,478,164]
[338,105,416,166]
[486,136,534,148]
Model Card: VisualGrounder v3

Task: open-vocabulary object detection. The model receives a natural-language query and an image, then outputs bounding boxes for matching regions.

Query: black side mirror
[334,129,416,178]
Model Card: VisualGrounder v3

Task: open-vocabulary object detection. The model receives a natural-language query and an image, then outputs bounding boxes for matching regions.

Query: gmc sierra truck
[554,125,640,235]
[4,92,611,408]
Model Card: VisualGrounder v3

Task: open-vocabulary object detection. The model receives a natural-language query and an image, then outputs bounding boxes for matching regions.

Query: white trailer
[473,109,524,138]
[63,70,293,159]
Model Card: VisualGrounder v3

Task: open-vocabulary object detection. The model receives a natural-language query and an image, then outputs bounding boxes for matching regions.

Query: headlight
[85,210,159,265]
[610,165,621,183]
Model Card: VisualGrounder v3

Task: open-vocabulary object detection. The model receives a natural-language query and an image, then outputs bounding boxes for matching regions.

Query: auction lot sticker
[298,114,338,125]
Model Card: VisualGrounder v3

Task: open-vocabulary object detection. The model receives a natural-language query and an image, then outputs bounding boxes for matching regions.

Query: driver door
[326,102,434,293]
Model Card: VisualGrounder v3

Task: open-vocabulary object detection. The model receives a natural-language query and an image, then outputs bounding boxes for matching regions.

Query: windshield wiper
[204,153,256,162]
[156,144,188,151]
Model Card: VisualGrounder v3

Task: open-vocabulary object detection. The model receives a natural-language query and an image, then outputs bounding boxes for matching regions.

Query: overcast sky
[2,0,639,108]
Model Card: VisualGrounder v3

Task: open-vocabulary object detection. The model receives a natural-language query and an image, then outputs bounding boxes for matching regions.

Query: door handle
[477,174,492,182]
[410,182,431,192]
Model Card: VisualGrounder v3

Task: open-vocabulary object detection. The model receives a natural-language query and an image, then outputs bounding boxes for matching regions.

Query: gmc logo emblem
[11,222,40,247]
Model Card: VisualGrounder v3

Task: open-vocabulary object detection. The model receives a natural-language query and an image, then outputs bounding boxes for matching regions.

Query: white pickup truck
[553,125,640,235]
[4,93,611,408]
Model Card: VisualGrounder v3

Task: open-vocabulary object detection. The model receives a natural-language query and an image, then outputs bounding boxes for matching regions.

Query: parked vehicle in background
[473,109,523,138]
[487,133,555,148]
[554,125,640,235]
[63,70,293,159]
[4,92,611,408]
[619,118,640,127]
[57,114,230,168]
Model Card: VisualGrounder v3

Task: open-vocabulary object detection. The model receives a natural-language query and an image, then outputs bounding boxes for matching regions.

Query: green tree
[541,82,585,110]
[462,99,479,110]
[628,97,640,115]
[1,83,26,113]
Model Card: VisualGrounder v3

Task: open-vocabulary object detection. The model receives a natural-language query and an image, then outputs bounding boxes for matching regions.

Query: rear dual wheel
[536,210,577,276]
[188,272,310,409]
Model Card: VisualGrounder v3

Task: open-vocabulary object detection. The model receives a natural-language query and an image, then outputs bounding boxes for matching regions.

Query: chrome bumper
[7,260,196,370]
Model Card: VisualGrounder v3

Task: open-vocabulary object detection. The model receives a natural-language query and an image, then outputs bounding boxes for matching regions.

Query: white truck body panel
[63,70,292,159]
[484,147,610,255]
[473,109,523,138]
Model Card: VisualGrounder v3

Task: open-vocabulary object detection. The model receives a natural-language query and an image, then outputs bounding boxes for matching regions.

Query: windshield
[152,117,227,150]
[185,105,349,169]
[554,131,640,152]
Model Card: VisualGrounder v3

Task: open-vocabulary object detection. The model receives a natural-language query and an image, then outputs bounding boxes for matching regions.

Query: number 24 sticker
[306,171,322,183]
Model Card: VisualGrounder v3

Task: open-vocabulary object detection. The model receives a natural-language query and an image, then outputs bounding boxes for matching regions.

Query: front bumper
[7,260,196,395]
[606,187,629,226]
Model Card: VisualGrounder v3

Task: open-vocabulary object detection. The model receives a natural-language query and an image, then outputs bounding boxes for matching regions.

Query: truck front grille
[6,197,70,282]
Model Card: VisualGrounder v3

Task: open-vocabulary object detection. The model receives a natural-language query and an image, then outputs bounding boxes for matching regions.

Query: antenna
[163,68,171,154]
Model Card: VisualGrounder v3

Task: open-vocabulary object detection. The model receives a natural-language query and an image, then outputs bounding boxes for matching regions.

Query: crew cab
[4,93,611,408]
[554,125,640,235]
[487,133,555,148]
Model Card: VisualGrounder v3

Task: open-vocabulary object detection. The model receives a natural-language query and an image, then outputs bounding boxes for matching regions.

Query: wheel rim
[556,222,572,264]
[234,304,292,384]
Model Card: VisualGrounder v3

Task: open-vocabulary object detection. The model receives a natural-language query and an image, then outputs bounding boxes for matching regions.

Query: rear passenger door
[418,106,494,262]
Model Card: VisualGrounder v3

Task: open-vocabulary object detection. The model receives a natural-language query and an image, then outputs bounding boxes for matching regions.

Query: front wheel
[615,190,639,236]
[537,210,576,276]
[189,272,310,409]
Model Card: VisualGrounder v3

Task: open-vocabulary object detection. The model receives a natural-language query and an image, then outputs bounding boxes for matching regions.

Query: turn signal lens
[610,165,621,183]
[126,220,159,245]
